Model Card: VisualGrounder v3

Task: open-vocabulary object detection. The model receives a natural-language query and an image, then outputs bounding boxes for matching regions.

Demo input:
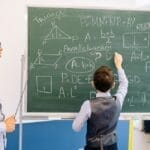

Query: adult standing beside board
[0,44,16,150]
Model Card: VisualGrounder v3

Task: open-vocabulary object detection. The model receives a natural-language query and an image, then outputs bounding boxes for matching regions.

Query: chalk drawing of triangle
[46,24,71,40]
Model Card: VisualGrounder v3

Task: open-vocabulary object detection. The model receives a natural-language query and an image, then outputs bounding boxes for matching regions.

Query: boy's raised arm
[114,52,128,107]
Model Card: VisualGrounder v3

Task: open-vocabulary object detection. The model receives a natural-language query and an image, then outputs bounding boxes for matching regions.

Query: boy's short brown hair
[93,66,114,92]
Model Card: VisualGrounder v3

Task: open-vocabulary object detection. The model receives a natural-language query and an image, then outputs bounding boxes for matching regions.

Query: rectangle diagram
[123,32,149,48]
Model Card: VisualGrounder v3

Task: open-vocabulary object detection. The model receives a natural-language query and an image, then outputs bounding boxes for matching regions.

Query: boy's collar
[96,90,111,97]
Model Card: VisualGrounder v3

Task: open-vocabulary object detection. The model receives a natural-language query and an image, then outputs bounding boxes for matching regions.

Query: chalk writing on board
[33,49,62,70]
[127,92,150,107]
[61,73,92,84]
[33,10,65,24]
[145,61,150,72]
[65,57,95,73]
[128,75,141,85]
[36,76,52,94]
[42,22,72,45]
[123,32,149,48]
[130,50,149,62]
[80,16,135,27]
[100,29,115,44]
[136,22,150,31]
[28,7,150,113]
[61,44,111,53]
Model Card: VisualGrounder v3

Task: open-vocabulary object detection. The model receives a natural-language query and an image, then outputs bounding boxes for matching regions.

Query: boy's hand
[4,115,16,132]
[114,52,123,69]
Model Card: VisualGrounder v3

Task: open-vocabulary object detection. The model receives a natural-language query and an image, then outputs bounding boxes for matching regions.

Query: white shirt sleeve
[72,100,91,132]
[115,68,128,107]
[0,122,6,133]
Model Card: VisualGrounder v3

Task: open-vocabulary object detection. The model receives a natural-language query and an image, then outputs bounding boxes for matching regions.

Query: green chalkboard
[27,7,150,113]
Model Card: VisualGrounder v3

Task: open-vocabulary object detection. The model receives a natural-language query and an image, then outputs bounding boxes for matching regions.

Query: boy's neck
[96,90,111,97]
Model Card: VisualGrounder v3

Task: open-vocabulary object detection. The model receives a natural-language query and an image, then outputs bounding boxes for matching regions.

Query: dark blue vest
[86,96,121,148]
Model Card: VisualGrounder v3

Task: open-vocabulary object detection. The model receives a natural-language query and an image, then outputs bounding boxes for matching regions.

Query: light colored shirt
[72,68,128,132]
[0,122,6,150]
[0,101,6,150]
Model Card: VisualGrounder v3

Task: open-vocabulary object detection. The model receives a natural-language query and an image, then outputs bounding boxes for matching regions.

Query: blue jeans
[84,143,118,150]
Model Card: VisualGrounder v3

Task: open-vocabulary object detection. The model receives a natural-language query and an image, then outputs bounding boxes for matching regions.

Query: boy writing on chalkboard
[0,44,16,150]
[72,52,128,150]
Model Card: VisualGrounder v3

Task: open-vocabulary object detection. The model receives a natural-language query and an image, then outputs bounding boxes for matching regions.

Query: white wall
[1,0,150,119]
[26,0,136,8]
[0,0,26,116]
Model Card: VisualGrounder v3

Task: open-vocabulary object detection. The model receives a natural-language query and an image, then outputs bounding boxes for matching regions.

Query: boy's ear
[91,81,95,88]
[112,81,115,89]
